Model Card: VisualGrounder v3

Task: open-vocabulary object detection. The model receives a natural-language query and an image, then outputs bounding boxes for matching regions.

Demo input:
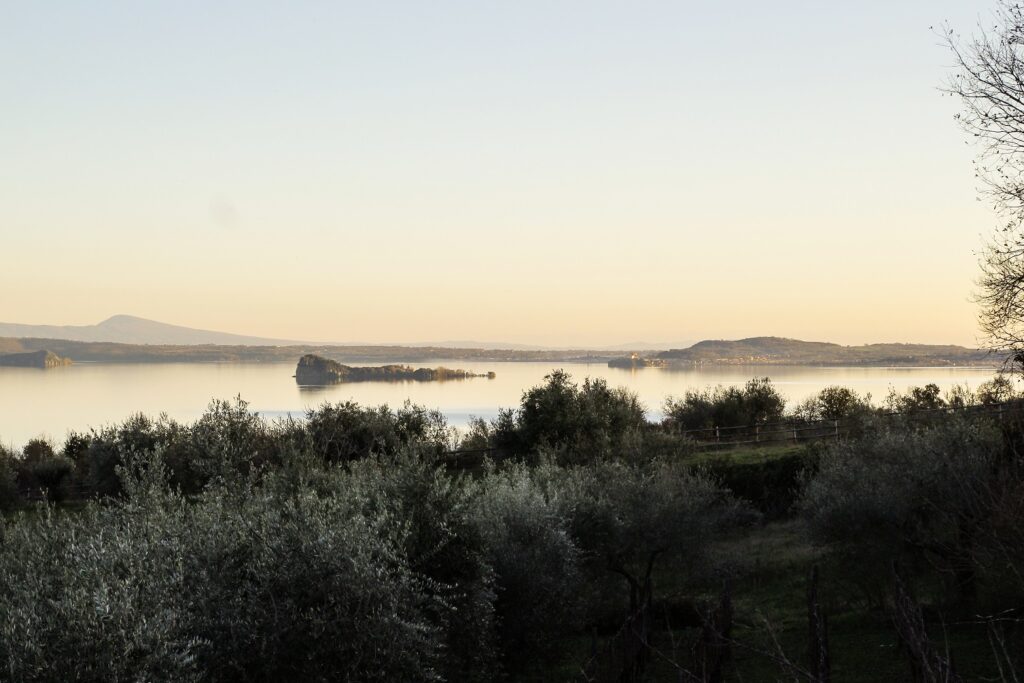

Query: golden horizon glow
[1,1,996,348]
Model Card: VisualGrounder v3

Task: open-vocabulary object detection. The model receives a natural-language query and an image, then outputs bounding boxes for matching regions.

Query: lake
[0,361,997,449]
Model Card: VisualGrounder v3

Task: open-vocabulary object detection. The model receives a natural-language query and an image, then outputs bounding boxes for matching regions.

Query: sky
[0,1,1002,347]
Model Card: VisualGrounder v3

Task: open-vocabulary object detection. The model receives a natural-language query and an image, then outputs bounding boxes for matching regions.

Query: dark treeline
[2,372,1024,680]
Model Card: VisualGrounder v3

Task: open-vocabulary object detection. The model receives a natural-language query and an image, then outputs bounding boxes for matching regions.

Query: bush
[487,370,647,463]
[976,374,1018,405]
[304,400,453,464]
[0,456,445,682]
[664,377,785,432]
[884,383,946,413]
[16,438,73,502]
[345,452,498,681]
[793,385,874,422]
[802,416,1003,599]
[0,443,20,510]
[77,413,161,497]
[470,463,582,670]
[550,460,753,615]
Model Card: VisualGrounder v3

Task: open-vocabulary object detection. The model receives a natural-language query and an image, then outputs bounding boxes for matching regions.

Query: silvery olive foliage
[0,453,445,683]
[0,444,19,511]
[801,417,1003,592]
[344,451,498,682]
[544,459,755,613]
[468,463,583,669]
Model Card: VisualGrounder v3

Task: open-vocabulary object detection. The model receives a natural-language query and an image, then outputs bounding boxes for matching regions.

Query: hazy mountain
[0,315,298,346]
[0,315,688,351]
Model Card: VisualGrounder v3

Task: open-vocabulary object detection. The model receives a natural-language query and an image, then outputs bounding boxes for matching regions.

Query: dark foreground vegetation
[2,372,1024,681]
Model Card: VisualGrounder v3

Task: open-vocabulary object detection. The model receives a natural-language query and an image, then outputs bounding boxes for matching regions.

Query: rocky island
[0,350,72,368]
[295,354,495,385]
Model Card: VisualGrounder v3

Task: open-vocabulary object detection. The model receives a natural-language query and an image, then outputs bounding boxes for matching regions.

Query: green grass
[686,442,807,467]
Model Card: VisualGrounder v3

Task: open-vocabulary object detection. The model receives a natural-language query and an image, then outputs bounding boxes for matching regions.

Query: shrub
[18,456,74,503]
[884,383,946,413]
[793,385,874,422]
[490,370,647,463]
[470,463,582,670]
[78,413,160,497]
[305,400,452,464]
[0,443,20,510]
[664,377,785,432]
[976,374,1018,405]
[0,456,445,682]
[187,397,275,485]
[550,460,753,614]
[802,416,1003,599]
[345,452,498,680]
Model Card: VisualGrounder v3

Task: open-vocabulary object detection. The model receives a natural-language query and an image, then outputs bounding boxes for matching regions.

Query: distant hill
[0,315,297,346]
[653,336,994,366]
[0,315,671,351]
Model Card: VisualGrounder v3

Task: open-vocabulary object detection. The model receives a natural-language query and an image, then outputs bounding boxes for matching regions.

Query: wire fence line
[439,399,1024,465]
[672,399,1023,450]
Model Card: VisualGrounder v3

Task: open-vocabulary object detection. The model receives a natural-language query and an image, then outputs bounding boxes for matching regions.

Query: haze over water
[0,361,996,449]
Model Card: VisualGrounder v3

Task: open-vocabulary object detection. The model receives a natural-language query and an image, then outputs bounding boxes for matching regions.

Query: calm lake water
[0,361,997,449]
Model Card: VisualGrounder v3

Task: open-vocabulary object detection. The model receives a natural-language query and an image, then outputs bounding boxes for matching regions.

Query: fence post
[755,424,760,443]
[834,420,839,440]
[716,426,720,444]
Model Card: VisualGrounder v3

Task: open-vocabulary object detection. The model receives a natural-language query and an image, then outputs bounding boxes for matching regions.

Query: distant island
[609,337,996,368]
[0,349,72,369]
[295,354,495,385]
[0,314,299,346]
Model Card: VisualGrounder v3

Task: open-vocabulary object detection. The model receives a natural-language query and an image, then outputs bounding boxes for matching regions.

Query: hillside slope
[655,337,992,366]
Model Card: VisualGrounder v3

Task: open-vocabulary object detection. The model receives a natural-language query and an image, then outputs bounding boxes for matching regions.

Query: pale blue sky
[0,1,998,345]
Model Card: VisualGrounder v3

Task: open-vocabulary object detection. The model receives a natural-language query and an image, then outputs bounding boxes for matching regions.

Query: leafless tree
[945,3,1024,362]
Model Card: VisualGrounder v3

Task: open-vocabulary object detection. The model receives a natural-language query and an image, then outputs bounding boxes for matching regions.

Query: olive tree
[551,460,750,615]
[0,453,447,682]
[469,463,583,670]
[802,417,1003,600]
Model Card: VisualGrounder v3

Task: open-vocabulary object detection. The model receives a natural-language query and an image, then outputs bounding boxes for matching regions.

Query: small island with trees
[0,350,72,369]
[294,353,495,385]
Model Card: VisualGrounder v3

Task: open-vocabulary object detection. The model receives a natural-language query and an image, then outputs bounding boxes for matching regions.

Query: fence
[436,400,1024,467]
[668,399,1024,452]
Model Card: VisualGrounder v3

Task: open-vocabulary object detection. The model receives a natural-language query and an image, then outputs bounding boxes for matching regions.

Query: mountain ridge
[0,315,298,346]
